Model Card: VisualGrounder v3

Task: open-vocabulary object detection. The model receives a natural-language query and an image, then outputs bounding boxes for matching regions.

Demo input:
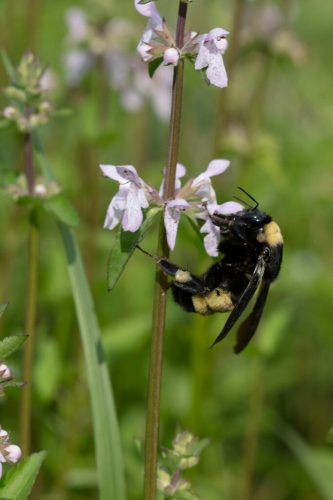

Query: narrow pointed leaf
[44,193,80,227]
[32,131,126,500]
[148,57,164,78]
[59,223,126,500]
[0,451,47,500]
[107,207,161,291]
[0,336,27,359]
[0,303,8,318]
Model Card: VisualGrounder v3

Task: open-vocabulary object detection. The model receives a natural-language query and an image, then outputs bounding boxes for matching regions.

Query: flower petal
[5,445,22,464]
[200,218,220,257]
[122,187,146,232]
[164,199,189,250]
[206,159,230,177]
[206,53,228,88]
[215,201,244,214]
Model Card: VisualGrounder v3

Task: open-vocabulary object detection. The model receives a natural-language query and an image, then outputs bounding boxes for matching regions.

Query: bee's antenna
[232,195,252,209]
[237,187,259,209]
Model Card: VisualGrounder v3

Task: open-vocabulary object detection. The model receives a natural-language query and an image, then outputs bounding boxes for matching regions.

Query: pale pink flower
[194,28,229,88]
[0,428,22,479]
[0,364,11,381]
[163,48,180,66]
[101,158,234,253]
[100,164,155,232]
[201,201,244,256]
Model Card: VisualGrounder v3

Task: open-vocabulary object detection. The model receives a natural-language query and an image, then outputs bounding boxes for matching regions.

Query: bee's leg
[137,245,206,294]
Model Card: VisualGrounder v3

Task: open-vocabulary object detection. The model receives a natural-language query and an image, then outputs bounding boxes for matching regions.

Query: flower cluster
[5,175,61,201]
[63,6,172,120]
[0,428,21,479]
[2,53,54,132]
[157,430,209,499]
[100,160,243,256]
[135,0,229,88]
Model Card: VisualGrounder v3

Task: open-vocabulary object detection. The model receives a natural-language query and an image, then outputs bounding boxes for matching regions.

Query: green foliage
[0,451,47,500]
[107,207,161,291]
[0,336,27,359]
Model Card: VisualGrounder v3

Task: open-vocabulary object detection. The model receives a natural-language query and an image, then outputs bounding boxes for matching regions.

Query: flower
[101,158,234,255]
[163,47,180,66]
[0,428,21,479]
[0,364,11,381]
[201,201,244,256]
[194,28,229,88]
[100,164,154,232]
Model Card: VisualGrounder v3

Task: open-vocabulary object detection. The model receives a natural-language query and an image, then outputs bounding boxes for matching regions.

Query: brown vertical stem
[213,0,246,155]
[143,2,188,499]
[20,133,38,456]
[20,210,39,456]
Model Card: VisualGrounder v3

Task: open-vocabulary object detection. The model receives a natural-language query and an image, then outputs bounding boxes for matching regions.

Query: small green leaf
[0,451,47,500]
[0,336,27,359]
[0,50,16,81]
[148,57,164,78]
[0,303,8,318]
[107,207,161,291]
[44,193,80,227]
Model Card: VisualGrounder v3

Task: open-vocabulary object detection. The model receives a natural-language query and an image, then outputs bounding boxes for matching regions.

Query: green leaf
[44,193,80,227]
[0,336,27,359]
[107,207,161,291]
[0,451,47,500]
[276,419,333,500]
[0,303,8,318]
[0,50,16,81]
[59,223,126,500]
[34,131,126,500]
[148,57,164,78]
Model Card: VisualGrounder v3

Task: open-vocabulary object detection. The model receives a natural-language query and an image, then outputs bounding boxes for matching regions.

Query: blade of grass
[32,131,126,500]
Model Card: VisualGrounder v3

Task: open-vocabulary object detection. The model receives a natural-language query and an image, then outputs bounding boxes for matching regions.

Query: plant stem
[143,3,188,499]
[213,0,246,155]
[239,359,264,500]
[20,210,39,456]
[20,132,38,456]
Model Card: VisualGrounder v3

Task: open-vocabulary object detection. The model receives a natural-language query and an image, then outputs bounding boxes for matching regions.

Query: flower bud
[0,364,11,380]
[5,444,22,464]
[163,47,179,66]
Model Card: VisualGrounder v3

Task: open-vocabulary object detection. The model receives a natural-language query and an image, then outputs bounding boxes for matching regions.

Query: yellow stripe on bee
[192,289,234,315]
[257,221,283,246]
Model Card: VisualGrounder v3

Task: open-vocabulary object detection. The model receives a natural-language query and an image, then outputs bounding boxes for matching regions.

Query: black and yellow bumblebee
[138,189,283,353]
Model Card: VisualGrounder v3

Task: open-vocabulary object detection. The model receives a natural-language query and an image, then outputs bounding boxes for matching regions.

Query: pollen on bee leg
[175,270,191,283]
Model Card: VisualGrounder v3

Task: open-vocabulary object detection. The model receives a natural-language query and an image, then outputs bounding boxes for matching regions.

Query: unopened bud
[0,364,11,380]
[163,47,179,66]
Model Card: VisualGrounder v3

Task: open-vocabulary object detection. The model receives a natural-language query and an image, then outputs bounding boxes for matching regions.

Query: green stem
[143,3,188,499]
[239,359,264,500]
[20,210,39,457]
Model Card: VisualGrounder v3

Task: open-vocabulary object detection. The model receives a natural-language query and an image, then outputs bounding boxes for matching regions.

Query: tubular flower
[101,159,235,254]
[194,28,229,88]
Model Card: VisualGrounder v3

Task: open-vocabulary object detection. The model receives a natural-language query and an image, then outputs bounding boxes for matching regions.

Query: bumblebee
[138,189,283,353]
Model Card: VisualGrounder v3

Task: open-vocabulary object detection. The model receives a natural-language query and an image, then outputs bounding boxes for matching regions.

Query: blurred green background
[1,0,333,498]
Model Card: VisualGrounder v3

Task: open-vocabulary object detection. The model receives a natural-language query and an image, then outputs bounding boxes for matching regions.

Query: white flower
[195,28,229,88]
[201,201,244,256]
[65,8,88,42]
[134,0,163,44]
[191,159,230,203]
[0,364,11,380]
[0,428,22,479]
[164,199,190,250]
[163,48,180,66]
[100,164,154,232]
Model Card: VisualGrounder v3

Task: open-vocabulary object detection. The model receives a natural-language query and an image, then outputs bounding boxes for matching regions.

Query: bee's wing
[210,253,266,348]
[233,281,270,354]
